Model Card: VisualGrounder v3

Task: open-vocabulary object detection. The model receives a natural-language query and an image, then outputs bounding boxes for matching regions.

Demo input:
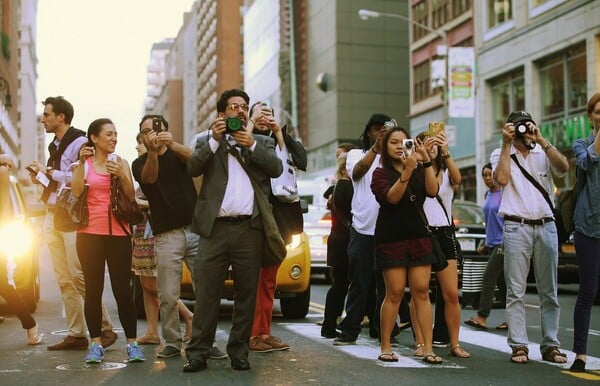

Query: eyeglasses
[227,103,249,112]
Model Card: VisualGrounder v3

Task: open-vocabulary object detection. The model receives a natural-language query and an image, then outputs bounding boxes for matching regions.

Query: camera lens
[515,123,528,136]
[226,117,242,132]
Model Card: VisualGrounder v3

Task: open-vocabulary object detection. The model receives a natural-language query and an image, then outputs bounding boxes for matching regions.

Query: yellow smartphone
[428,122,445,136]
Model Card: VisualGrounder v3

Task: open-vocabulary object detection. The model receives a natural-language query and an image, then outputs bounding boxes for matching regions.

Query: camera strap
[510,154,556,214]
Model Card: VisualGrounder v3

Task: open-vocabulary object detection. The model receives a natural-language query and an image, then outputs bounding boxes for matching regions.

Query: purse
[54,184,89,232]
[110,175,145,227]
[53,162,90,232]
[408,186,449,272]
[227,143,287,267]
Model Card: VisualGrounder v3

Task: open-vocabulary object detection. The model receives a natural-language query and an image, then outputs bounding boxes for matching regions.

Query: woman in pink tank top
[71,118,144,364]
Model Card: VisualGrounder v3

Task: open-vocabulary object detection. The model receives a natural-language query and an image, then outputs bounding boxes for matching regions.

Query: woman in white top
[411,130,470,358]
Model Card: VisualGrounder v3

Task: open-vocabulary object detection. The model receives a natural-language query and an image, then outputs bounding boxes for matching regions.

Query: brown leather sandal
[511,346,529,364]
[542,347,567,363]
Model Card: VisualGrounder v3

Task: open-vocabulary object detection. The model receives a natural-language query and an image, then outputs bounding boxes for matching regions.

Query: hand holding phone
[152,117,163,133]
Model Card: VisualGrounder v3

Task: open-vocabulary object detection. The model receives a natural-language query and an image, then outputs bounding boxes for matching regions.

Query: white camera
[402,139,414,155]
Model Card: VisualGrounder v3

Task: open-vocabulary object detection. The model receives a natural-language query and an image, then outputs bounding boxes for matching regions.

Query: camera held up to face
[225,116,243,133]
[152,117,163,133]
[402,139,414,155]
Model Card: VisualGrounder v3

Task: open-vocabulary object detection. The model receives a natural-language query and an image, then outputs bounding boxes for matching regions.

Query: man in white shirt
[491,111,569,364]
[333,113,390,345]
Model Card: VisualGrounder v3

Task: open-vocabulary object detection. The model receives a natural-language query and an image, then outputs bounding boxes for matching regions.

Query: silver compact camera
[402,139,414,155]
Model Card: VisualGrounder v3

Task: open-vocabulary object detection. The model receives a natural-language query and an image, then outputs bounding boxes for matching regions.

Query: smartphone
[107,153,117,162]
[152,117,163,133]
[428,121,445,136]
[402,139,414,155]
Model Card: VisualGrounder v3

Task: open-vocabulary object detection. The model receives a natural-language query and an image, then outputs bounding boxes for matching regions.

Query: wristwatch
[542,142,554,152]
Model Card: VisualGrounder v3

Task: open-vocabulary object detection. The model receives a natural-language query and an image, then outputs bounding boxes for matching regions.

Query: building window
[539,42,586,121]
[452,0,472,17]
[412,1,429,42]
[490,69,525,131]
[432,0,450,29]
[414,61,432,103]
[487,0,512,29]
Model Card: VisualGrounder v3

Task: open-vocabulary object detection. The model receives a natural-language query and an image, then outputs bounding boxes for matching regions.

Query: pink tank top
[78,158,128,236]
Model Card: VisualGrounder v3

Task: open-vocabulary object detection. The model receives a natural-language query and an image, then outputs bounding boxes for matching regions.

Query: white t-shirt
[424,169,453,227]
[345,149,380,236]
[490,144,563,219]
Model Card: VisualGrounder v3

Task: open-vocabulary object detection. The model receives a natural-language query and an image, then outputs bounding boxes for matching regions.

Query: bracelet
[399,176,409,183]
[422,161,432,168]
[542,142,554,152]
[370,147,379,155]
[441,153,451,160]
[249,119,256,126]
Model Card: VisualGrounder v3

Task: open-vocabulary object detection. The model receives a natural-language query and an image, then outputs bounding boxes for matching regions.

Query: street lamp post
[358,9,448,122]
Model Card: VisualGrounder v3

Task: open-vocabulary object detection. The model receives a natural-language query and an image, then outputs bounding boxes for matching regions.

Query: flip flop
[464,319,488,330]
[495,322,508,330]
[378,352,399,362]
[422,354,443,364]
[27,333,44,346]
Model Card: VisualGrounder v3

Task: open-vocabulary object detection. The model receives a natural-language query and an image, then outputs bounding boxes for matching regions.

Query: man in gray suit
[183,89,283,372]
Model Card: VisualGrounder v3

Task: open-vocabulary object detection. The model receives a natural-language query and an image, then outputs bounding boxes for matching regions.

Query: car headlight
[286,234,302,250]
[0,220,33,259]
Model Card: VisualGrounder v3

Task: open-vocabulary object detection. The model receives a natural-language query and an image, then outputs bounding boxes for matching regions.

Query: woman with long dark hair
[73,118,143,363]
[370,126,441,363]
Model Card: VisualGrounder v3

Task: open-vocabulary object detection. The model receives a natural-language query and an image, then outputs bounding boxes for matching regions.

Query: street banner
[448,47,475,118]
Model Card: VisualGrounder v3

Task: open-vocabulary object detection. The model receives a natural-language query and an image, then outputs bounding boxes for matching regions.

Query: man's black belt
[216,215,251,223]
[504,215,554,226]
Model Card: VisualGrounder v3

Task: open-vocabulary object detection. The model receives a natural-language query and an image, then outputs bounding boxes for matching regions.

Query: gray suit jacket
[187,134,283,238]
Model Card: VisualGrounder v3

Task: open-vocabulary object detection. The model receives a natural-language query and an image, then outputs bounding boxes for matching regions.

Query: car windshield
[452,201,485,226]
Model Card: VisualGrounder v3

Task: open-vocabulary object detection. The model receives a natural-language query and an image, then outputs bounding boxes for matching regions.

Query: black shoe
[570,358,586,373]
[157,346,181,358]
[333,335,356,346]
[321,329,340,339]
[231,358,251,370]
[183,359,207,372]
[47,336,89,351]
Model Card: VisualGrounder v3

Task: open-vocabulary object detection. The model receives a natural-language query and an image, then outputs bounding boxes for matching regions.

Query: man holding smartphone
[132,115,225,360]
[26,96,118,351]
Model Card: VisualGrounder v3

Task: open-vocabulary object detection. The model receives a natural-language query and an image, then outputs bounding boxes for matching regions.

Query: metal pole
[288,0,298,130]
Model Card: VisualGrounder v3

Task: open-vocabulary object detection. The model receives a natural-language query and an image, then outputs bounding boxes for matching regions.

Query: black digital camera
[225,116,243,133]
[514,122,532,138]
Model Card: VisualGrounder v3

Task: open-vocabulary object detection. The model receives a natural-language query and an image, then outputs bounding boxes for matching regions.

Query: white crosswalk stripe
[281,322,600,370]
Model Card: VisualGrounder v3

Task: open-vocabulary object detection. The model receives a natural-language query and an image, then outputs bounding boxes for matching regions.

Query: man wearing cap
[490,111,569,364]
[333,113,391,345]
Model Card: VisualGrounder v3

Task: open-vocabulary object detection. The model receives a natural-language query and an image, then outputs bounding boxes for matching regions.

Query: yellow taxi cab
[180,230,312,319]
[0,167,45,312]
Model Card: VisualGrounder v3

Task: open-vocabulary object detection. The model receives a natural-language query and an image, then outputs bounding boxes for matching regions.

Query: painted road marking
[281,322,600,372]
[281,323,463,368]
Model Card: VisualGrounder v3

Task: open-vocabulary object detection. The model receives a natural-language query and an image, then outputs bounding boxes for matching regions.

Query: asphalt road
[0,252,598,386]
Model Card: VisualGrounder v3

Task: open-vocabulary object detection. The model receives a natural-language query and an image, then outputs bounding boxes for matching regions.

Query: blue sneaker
[85,343,105,363]
[127,342,145,362]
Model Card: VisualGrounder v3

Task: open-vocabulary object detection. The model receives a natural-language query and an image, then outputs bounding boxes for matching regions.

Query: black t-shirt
[330,179,353,235]
[132,149,196,235]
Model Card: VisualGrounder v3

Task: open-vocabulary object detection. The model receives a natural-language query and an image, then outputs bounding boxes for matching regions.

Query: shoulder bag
[110,175,145,228]
[510,154,568,243]
[407,186,449,272]
[54,162,89,232]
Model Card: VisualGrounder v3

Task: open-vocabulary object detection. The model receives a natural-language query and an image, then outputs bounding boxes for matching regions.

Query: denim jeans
[573,231,600,355]
[503,220,560,353]
[478,246,504,318]
[339,228,375,339]
[154,225,198,349]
